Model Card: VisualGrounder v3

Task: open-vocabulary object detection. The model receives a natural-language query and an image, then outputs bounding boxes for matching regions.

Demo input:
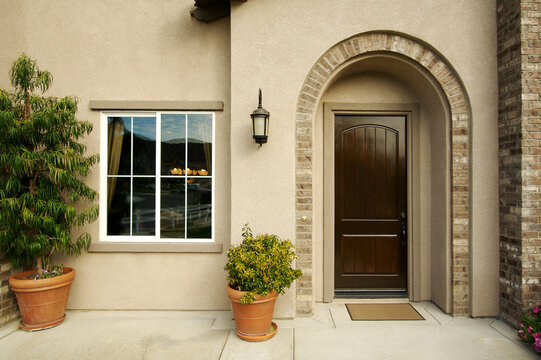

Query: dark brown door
[334,115,407,292]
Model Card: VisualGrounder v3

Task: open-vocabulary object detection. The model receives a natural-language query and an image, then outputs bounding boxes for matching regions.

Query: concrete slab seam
[0,320,18,341]
[488,319,517,342]
[425,304,453,326]
[426,310,442,325]
[0,329,17,341]
[312,318,335,328]
[310,310,336,328]
[218,329,231,360]
[488,319,535,355]
[329,307,336,328]
[293,328,296,360]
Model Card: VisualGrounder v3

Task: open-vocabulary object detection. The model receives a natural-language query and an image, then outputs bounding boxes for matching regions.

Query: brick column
[520,0,541,314]
[498,0,541,325]
[0,260,19,327]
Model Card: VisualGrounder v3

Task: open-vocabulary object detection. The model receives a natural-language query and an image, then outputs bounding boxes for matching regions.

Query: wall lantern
[251,89,270,147]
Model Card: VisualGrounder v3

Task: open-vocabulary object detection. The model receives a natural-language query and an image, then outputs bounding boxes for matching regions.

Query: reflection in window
[160,113,213,240]
[160,179,185,239]
[105,112,214,241]
[188,114,212,176]
[132,178,155,235]
[187,178,212,239]
[161,114,186,176]
[107,117,132,176]
[132,117,156,175]
[107,177,130,235]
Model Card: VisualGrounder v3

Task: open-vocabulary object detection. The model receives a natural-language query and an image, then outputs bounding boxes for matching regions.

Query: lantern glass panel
[253,115,267,137]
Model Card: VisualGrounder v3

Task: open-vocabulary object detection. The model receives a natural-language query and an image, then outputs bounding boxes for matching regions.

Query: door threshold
[332,298,410,304]
[334,290,408,299]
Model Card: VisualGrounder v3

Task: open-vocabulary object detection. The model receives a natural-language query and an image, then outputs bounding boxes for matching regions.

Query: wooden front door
[334,115,407,293]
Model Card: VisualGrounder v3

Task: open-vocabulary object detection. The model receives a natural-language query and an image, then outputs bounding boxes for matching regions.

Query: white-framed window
[99,112,215,242]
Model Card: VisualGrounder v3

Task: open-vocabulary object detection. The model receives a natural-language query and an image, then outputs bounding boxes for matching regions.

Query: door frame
[323,102,420,302]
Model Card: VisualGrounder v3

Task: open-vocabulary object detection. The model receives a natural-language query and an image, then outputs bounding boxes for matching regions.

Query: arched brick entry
[295,31,471,316]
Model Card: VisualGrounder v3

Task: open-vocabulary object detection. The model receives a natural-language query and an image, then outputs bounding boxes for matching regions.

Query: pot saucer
[235,321,278,342]
[19,315,65,331]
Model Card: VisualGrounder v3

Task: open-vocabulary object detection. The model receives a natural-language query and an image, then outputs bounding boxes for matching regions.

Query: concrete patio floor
[0,301,537,360]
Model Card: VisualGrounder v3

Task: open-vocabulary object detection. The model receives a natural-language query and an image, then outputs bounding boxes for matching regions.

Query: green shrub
[225,225,302,305]
[0,54,98,275]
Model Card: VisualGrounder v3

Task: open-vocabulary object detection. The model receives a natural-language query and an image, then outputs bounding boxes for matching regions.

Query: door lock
[401,222,407,246]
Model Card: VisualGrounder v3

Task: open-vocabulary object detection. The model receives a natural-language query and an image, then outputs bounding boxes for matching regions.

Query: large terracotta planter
[9,267,75,331]
[226,284,278,341]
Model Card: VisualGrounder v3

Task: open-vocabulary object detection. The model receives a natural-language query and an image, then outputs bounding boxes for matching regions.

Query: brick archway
[295,31,471,316]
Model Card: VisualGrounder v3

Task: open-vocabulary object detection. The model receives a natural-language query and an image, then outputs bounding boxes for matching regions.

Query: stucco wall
[0,0,499,317]
[0,0,232,311]
[230,0,498,316]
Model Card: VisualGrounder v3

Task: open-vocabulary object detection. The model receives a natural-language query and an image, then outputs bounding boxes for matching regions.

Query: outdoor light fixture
[251,89,270,147]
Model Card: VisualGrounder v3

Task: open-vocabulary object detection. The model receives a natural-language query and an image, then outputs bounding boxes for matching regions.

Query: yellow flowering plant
[225,225,302,305]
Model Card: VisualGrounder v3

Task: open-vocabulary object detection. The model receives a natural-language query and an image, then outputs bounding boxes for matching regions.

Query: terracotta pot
[9,267,75,331]
[226,284,278,339]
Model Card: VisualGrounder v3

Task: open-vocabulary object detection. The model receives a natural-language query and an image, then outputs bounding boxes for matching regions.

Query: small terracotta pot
[9,267,75,331]
[226,284,278,340]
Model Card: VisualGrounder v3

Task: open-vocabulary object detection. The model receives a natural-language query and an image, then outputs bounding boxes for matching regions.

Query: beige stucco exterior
[0,0,233,313]
[231,0,498,317]
[0,0,499,318]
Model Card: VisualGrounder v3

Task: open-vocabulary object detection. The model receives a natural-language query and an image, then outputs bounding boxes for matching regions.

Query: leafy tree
[0,54,98,275]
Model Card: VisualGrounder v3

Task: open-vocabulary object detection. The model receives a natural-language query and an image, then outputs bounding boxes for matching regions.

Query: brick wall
[520,0,541,317]
[498,0,524,326]
[0,260,20,327]
[498,0,541,326]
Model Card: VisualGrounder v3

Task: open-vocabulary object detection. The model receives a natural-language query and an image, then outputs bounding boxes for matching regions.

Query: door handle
[401,222,406,246]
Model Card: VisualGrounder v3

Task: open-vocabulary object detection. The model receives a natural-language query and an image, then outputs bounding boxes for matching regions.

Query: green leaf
[0,54,98,269]
[224,225,302,304]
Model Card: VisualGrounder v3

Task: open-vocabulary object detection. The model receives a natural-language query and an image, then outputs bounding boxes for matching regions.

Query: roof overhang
[190,0,247,23]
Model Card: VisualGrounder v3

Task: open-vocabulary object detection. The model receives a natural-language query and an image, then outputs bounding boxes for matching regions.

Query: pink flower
[533,306,540,314]
[534,332,540,339]
[528,326,533,334]
[534,338,541,353]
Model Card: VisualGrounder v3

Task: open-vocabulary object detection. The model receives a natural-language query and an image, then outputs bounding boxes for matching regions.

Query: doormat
[345,303,424,321]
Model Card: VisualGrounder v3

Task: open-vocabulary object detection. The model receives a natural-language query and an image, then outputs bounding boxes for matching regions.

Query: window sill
[88,242,222,253]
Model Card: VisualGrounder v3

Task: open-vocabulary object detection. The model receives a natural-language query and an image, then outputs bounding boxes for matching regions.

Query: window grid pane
[105,112,213,242]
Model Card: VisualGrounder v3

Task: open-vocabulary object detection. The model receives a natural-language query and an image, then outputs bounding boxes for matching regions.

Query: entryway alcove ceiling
[294,31,472,316]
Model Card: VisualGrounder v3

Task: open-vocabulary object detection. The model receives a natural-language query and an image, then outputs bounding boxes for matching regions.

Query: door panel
[335,115,407,291]
[341,235,400,274]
